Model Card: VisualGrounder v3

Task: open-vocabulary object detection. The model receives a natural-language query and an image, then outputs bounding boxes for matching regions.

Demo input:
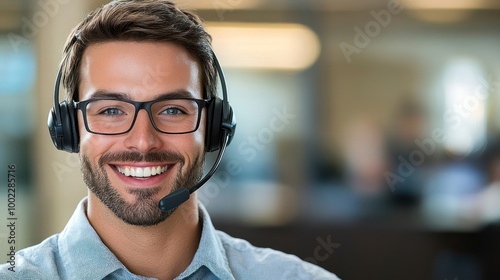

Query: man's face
[78,41,206,226]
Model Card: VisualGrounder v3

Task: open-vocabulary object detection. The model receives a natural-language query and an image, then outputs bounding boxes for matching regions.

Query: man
[1,1,340,279]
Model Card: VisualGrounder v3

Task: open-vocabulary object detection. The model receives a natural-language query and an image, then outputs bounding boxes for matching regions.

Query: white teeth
[136,168,143,177]
[144,167,151,177]
[116,165,168,178]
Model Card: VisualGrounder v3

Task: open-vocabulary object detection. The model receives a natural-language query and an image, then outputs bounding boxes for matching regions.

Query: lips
[115,165,169,178]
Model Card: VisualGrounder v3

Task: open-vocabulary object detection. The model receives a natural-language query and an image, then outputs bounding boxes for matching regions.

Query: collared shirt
[0,198,340,279]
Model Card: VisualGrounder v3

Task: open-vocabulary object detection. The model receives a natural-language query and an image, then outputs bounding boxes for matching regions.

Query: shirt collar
[57,198,233,279]
[175,202,234,279]
[58,198,127,279]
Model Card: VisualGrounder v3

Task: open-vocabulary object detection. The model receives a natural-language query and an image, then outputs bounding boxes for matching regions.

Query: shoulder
[216,230,341,280]
[0,234,61,279]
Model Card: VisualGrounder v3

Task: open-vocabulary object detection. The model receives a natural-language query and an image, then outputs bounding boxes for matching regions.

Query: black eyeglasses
[75,97,210,135]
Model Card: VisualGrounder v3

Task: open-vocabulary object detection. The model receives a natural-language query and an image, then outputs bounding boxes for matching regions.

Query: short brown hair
[61,0,216,101]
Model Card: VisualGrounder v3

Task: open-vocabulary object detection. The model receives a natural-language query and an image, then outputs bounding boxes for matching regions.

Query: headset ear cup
[224,104,236,146]
[59,101,80,153]
[205,97,223,152]
[47,107,63,150]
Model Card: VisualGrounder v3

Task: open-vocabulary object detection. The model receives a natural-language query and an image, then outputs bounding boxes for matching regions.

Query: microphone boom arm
[158,131,229,212]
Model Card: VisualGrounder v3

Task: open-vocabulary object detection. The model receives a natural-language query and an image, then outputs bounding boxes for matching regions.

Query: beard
[80,150,204,227]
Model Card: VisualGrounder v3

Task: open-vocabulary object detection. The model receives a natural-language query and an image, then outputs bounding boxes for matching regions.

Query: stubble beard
[80,150,204,227]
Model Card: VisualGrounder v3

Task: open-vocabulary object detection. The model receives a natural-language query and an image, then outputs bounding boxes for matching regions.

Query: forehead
[79,41,202,101]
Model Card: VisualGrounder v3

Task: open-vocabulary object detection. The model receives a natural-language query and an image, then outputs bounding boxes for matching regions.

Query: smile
[115,165,169,178]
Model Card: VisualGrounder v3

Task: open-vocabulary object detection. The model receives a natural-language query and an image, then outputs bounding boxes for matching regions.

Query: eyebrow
[89,89,197,100]
[90,91,130,99]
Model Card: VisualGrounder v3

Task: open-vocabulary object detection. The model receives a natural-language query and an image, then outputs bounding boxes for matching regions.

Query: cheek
[195,117,206,146]
[77,114,111,159]
[178,111,206,158]
[77,114,89,151]
[196,110,207,148]
[178,125,205,155]
[78,113,92,150]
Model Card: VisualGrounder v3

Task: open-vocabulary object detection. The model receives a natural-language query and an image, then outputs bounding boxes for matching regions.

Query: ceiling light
[206,22,321,71]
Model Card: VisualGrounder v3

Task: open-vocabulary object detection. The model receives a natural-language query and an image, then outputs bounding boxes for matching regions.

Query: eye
[161,107,185,115]
[100,108,125,115]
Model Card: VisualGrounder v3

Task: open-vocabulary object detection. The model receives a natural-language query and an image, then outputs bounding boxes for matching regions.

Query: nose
[123,109,163,153]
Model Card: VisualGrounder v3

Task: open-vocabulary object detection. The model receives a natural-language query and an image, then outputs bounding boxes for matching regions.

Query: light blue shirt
[0,198,340,279]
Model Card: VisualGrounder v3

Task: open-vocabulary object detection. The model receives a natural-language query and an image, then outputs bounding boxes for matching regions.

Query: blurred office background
[1,0,500,279]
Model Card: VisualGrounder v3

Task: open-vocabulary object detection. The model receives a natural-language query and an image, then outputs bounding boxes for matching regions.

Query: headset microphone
[158,53,235,212]
[158,130,230,212]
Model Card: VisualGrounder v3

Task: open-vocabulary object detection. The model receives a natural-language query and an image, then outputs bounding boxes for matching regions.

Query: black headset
[47,37,236,154]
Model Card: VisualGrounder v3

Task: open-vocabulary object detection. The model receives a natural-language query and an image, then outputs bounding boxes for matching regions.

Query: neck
[86,192,201,280]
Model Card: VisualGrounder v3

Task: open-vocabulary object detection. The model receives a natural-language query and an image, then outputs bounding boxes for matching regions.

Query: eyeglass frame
[74,96,211,135]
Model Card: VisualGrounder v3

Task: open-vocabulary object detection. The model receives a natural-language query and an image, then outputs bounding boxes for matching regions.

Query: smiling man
[0,0,340,279]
